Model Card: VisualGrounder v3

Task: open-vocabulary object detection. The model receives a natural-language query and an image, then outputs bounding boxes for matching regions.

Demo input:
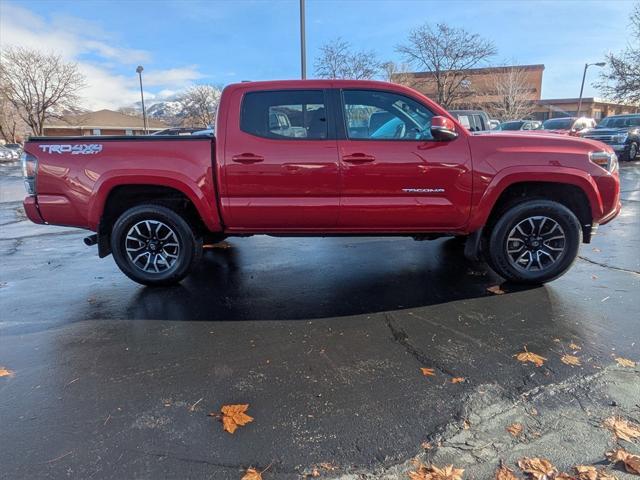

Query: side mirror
[431,116,458,141]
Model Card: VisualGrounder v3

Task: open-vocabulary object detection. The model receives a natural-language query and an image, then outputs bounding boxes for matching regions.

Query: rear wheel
[487,200,582,284]
[111,204,202,286]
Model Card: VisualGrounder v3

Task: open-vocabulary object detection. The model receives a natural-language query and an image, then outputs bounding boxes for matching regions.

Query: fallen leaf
[409,463,465,480]
[607,448,640,474]
[574,465,598,480]
[515,349,547,368]
[561,354,581,367]
[603,416,640,442]
[0,366,14,378]
[210,404,254,434]
[614,357,636,368]
[495,463,519,480]
[241,468,262,480]
[487,285,506,295]
[517,457,557,480]
[421,441,433,450]
[597,471,619,480]
[569,343,582,351]
[451,377,465,384]
[555,473,576,480]
[421,368,436,377]
[507,423,524,437]
[310,467,320,477]
[463,419,471,430]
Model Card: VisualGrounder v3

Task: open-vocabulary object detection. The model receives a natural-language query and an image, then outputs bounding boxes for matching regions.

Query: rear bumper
[23,196,46,224]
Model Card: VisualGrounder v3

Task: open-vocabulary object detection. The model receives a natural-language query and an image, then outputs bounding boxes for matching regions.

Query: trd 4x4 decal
[39,144,103,155]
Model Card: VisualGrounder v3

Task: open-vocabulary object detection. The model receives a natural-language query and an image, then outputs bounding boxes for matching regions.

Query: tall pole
[136,65,148,134]
[577,62,605,118]
[300,0,306,79]
[577,63,588,118]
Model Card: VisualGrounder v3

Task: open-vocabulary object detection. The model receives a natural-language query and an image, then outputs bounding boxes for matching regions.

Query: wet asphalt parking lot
[0,160,639,479]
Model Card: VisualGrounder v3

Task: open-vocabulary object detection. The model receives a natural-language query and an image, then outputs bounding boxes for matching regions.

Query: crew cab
[21,80,621,286]
[582,114,640,161]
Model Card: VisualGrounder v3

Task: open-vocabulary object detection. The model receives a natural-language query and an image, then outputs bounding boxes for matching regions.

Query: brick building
[43,109,167,136]
[395,64,636,121]
[398,64,545,108]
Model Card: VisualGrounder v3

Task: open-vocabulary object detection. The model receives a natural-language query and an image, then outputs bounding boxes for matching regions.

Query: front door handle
[232,153,264,164]
[342,153,375,163]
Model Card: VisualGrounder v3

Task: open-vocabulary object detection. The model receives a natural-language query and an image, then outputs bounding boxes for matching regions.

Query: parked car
[150,127,209,136]
[4,143,24,153]
[498,120,541,131]
[448,110,491,132]
[21,79,620,286]
[541,117,597,136]
[582,114,640,161]
[0,146,19,161]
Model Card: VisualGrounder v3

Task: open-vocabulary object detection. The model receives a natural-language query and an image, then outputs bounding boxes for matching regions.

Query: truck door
[336,88,472,230]
[222,88,339,230]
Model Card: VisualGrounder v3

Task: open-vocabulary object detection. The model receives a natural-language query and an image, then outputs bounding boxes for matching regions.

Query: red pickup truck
[22,80,621,286]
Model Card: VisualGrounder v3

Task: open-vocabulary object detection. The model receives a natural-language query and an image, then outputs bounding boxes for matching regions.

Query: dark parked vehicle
[150,127,210,136]
[583,114,640,161]
[448,110,490,132]
[498,120,541,131]
[542,117,596,136]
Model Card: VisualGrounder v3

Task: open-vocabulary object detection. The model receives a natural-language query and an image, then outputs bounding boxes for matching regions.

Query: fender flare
[467,166,603,231]
[88,172,222,232]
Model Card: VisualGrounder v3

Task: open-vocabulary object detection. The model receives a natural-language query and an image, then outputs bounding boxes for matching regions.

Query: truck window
[342,90,434,141]
[241,90,328,140]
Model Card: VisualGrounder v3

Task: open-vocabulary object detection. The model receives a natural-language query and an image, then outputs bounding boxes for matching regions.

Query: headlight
[613,133,628,144]
[21,152,38,195]
[589,151,618,173]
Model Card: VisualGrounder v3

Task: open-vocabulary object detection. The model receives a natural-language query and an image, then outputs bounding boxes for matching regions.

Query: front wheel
[622,142,638,161]
[111,204,202,286]
[486,200,582,284]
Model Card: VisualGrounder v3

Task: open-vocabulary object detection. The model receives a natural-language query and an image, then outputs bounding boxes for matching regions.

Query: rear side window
[240,90,328,140]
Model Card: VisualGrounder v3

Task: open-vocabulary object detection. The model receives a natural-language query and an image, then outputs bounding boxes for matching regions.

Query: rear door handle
[342,153,375,163]
[232,153,264,164]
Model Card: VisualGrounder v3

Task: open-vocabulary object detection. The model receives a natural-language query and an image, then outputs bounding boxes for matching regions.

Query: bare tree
[314,38,381,80]
[178,84,222,127]
[381,61,414,85]
[0,87,24,142]
[0,47,86,136]
[396,23,496,108]
[476,67,536,120]
[596,2,640,106]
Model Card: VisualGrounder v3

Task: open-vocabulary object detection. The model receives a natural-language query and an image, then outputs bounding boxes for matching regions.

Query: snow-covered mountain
[146,100,185,119]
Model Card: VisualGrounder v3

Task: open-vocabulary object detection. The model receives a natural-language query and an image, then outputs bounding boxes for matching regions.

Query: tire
[622,142,638,161]
[487,200,582,284]
[111,204,202,286]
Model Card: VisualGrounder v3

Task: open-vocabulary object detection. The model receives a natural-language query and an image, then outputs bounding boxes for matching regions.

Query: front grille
[584,134,614,143]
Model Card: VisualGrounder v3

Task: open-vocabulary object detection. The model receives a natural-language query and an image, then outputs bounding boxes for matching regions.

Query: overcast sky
[1,0,634,109]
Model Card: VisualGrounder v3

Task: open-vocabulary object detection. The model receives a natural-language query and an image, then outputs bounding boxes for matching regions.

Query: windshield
[543,118,573,130]
[499,121,524,130]
[597,115,640,128]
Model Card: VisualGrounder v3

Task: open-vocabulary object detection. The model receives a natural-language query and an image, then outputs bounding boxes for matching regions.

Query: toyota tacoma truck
[21,80,621,286]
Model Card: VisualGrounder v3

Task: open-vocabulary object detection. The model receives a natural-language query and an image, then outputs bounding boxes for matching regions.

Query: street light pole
[577,62,605,117]
[300,0,306,79]
[136,65,148,134]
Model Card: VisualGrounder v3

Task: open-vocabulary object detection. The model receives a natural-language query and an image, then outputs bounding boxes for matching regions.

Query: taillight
[21,152,38,195]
